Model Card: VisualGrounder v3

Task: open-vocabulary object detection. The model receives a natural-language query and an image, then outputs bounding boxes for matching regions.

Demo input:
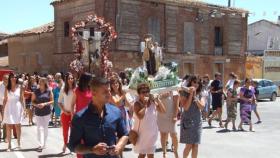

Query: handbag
[129,119,141,146]
[129,101,143,146]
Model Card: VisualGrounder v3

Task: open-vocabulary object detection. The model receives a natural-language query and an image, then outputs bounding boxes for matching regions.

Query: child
[225,80,240,131]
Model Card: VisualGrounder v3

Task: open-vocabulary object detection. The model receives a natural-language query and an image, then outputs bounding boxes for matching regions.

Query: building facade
[247,17,280,81]
[8,0,248,83]
[248,18,280,55]
[7,23,55,73]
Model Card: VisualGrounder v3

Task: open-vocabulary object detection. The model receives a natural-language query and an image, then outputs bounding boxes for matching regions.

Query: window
[184,22,195,53]
[214,27,223,46]
[264,80,273,87]
[64,21,70,37]
[148,17,160,43]
[90,27,95,36]
[259,81,265,87]
[78,31,83,37]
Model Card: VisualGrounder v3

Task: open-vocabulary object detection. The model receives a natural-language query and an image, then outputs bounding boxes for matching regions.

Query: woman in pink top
[71,73,92,114]
[71,73,92,158]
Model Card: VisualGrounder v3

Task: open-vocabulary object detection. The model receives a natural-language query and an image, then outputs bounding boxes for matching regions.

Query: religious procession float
[68,14,180,95]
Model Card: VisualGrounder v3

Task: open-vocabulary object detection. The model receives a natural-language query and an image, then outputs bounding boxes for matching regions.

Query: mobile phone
[106,146,115,151]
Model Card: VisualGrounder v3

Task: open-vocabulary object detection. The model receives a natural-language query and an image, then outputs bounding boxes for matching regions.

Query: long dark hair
[7,73,18,91]
[110,76,123,95]
[187,75,202,94]
[64,72,76,95]
[78,72,92,92]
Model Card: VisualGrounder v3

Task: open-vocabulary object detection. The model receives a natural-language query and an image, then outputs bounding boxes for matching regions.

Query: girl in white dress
[133,83,166,158]
[3,73,24,151]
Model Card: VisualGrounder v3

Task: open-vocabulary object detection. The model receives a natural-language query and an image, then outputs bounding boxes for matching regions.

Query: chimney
[278,16,280,25]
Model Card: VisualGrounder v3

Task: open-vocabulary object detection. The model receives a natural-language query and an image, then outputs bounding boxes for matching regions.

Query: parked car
[273,80,280,96]
[254,79,278,101]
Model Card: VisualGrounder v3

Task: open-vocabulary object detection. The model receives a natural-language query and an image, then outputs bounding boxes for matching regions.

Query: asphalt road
[0,98,280,158]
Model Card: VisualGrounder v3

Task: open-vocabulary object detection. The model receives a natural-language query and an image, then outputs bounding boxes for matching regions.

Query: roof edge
[7,22,55,39]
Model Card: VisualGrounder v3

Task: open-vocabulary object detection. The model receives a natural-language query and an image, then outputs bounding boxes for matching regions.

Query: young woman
[157,90,179,158]
[71,72,92,158]
[180,75,205,158]
[109,76,132,132]
[201,74,211,121]
[58,72,76,153]
[32,77,54,151]
[252,81,262,124]
[133,83,166,158]
[238,78,255,132]
[3,73,24,151]
[24,76,35,126]
[225,80,240,131]
[52,79,63,127]
[71,72,92,114]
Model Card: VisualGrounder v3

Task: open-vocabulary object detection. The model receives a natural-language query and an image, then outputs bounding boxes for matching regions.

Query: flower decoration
[70,14,117,78]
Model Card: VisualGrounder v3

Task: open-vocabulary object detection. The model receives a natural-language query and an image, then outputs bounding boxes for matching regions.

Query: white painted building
[248,17,280,55]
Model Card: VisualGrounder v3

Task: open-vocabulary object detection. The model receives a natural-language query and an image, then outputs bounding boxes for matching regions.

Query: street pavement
[1,98,280,158]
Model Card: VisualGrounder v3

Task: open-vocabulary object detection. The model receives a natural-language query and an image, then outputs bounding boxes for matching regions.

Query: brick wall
[8,32,55,73]
[52,0,247,82]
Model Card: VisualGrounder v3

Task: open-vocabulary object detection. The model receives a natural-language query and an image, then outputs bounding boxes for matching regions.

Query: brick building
[0,32,9,68]
[8,0,248,82]
[7,23,55,73]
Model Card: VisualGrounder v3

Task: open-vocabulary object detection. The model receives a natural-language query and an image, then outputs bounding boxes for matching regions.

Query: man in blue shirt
[68,77,129,158]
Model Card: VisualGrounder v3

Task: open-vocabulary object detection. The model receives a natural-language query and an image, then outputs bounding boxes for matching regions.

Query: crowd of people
[0,71,263,158]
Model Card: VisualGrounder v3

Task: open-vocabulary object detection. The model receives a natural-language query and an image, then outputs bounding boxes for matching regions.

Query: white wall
[248,20,280,52]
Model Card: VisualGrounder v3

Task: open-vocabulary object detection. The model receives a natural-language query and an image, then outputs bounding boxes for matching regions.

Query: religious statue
[142,37,156,76]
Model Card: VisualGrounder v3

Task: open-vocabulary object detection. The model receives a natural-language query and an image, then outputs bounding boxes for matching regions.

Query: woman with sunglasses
[58,72,76,153]
[133,83,166,158]
[238,78,255,132]
[3,73,24,151]
[180,75,205,158]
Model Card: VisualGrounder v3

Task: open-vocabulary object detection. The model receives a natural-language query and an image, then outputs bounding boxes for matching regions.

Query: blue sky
[0,0,279,34]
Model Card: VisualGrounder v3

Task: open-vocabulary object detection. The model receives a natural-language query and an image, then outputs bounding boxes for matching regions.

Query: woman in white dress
[3,73,24,151]
[133,83,166,158]
[157,91,179,158]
